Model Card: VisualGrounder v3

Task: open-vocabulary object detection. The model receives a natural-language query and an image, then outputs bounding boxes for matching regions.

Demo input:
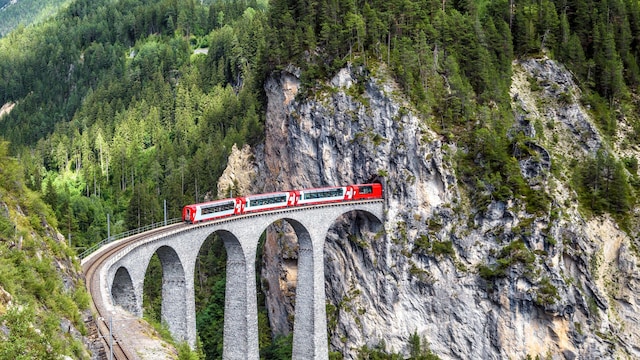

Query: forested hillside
[1,0,267,248]
[0,0,72,37]
[2,0,640,358]
[2,0,639,249]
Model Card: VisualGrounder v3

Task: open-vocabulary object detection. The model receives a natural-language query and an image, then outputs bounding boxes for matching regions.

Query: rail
[79,218,182,259]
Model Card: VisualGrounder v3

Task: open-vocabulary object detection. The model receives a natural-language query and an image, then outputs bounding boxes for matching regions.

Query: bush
[431,241,455,257]
[534,276,560,306]
[478,240,535,280]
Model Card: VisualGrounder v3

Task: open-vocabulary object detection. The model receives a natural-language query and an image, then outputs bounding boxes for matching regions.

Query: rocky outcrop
[0,102,15,119]
[252,60,640,359]
[216,143,257,198]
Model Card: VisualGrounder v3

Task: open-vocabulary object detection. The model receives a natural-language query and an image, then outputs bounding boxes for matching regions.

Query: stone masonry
[97,201,384,359]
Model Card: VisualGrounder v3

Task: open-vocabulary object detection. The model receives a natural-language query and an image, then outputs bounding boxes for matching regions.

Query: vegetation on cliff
[0,140,89,358]
[266,0,640,220]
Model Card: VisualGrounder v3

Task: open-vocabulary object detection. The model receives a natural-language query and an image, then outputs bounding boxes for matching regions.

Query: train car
[297,185,352,206]
[243,191,297,213]
[351,183,383,200]
[182,197,243,223]
[277,183,382,207]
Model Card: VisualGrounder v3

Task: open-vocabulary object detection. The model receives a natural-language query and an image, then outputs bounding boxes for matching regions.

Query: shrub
[478,240,535,280]
[534,276,560,306]
[431,241,455,257]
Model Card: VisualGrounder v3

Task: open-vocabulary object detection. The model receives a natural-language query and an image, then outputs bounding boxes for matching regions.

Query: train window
[303,188,344,200]
[359,186,373,194]
[202,202,234,214]
[250,195,287,206]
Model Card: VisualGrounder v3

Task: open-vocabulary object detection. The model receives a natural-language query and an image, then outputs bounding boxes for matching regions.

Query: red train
[182,183,383,224]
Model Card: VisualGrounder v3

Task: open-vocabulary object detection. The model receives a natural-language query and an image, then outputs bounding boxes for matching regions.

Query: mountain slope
[0,0,71,37]
[0,140,91,358]
[252,59,640,359]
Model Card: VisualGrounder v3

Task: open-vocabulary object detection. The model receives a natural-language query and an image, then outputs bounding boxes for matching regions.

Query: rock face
[251,60,640,359]
[216,143,257,198]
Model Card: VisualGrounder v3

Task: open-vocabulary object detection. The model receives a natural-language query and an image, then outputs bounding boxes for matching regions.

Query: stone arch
[328,208,384,233]
[260,218,313,334]
[196,229,254,359]
[258,208,384,359]
[153,245,188,342]
[111,266,139,316]
[323,208,385,354]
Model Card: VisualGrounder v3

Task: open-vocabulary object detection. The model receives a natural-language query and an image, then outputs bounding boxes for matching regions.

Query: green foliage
[413,235,455,259]
[478,240,535,281]
[534,276,559,306]
[194,235,227,360]
[143,253,163,324]
[0,306,65,359]
[573,150,633,215]
[355,332,440,359]
[431,241,455,258]
[458,115,537,209]
[266,0,513,114]
[0,0,268,249]
[177,341,205,360]
[623,156,638,174]
[196,277,226,359]
[583,92,618,138]
[0,0,71,37]
[261,334,293,359]
[0,139,88,359]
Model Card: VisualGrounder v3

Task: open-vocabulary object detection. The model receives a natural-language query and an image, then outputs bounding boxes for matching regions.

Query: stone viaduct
[93,200,384,359]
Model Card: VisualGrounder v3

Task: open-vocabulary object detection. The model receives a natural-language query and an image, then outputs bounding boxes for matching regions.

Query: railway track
[82,222,187,360]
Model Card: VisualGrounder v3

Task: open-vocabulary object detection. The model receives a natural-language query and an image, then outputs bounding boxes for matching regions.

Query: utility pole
[107,213,111,242]
[163,199,167,226]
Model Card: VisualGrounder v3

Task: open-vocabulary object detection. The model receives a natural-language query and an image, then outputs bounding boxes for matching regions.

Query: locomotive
[182,183,383,224]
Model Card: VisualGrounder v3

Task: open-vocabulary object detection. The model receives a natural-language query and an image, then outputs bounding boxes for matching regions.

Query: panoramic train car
[182,198,243,223]
[243,191,297,213]
[296,183,383,206]
[297,185,351,206]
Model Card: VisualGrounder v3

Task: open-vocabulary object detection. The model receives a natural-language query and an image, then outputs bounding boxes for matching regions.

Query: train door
[287,191,299,206]
[235,198,246,215]
[345,186,355,200]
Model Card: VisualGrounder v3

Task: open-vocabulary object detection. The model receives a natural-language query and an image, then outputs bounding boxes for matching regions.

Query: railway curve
[82,223,187,360]
[82,199,384,359]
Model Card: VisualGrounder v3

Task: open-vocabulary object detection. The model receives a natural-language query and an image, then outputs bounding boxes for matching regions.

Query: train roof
[245,191,291,200]
[188,198,236,207]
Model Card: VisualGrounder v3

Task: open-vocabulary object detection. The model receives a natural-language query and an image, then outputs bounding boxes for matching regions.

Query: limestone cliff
[249,60,640,359]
